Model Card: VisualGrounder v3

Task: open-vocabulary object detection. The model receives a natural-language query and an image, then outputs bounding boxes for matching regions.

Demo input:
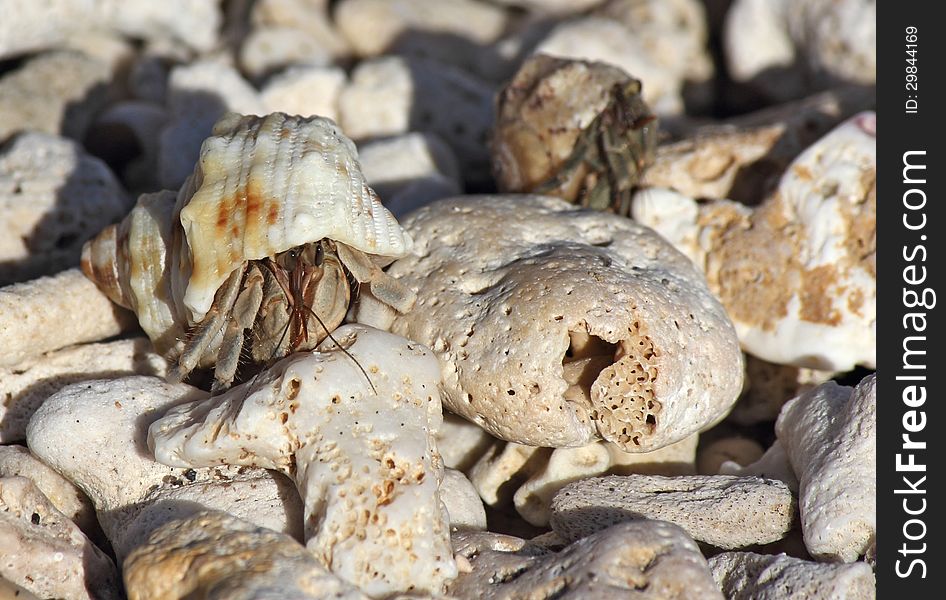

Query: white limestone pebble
[724,0,875,102]
[0,132,131,285]
[26,376,304,561]
[0,0,221,60]
[357,133,462,218]
[441,469,487,531]
[339,57,494,184]
[0,476,121,600]
[645,87,875,204]
[550,474,796,549]
[85,100,169,192]
[240,0,350,80]
[469,435,697,527]
[720,440,800,495]
[123,511,367,600]
[0,446,98,538]
[334,0,507,74]
[710,551,876,599]
[776,374,876,562]
[0,578,40,599]
[696,437,765,476]
[0,51,113,144]
[261,65,347,122]
[435,412,497,472]
[149,325,457,597]
[633,114,876,371]
[364,195,743,452]
[730,355,835,426]
[533,0,712,115]
[449,522,723,599]
[0,338,166,443]
[158,60,265,189]
[0,269,136,369]
[490,0,604,13]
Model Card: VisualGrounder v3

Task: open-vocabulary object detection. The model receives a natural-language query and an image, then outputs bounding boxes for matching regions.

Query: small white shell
[177,112,414,320]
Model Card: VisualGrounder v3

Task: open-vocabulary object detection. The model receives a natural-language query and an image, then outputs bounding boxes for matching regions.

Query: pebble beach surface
[0,1,875,598]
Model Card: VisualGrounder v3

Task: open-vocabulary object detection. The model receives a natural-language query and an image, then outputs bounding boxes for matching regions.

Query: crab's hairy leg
[211,266,265,393]
[335,243,416,314]
[169,264,246,383]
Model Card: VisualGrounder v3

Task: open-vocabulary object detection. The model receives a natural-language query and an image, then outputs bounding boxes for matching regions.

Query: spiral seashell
[81,112,416,389]
[82,190,188,355]
[177,112,413,321]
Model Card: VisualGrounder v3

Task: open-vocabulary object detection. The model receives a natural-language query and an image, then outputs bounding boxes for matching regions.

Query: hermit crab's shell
[177,112,414,321]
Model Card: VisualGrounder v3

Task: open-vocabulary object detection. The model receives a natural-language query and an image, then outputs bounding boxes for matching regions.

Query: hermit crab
[491,54,658,216]
[82,112,416,391]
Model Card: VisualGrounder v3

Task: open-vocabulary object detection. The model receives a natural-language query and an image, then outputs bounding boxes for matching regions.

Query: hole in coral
[561,330,619,406]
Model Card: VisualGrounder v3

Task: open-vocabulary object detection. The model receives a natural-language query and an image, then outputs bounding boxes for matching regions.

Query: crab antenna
[304,304,378,395]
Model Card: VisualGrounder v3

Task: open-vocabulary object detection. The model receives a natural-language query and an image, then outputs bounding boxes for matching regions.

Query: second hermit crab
[82,112,416,391]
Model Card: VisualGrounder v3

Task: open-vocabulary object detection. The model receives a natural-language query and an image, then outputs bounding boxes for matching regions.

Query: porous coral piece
[550,474,795,549]
[449,522,723,599]
[468,435,697,527]
[0,131,131,285]
[441,469,487,530]
[0,476,121,600]
[124,511,367,600]
[0,0,221,60]
[775,375,875,562]
[370,195,742,452]
[719,440,800,494]
[0,338,165,443]
[0,446,98,538]
[0,269,135,368]
[634,113,876,371]
[724,0,875,102]
[358,133,462,218]
[0,51,114,143]
[334,0,507,71]
[149,325,456,597]
[26,376,304,561]
[710,551,875,599]
[339,56,495,185]
[158,60,265,190]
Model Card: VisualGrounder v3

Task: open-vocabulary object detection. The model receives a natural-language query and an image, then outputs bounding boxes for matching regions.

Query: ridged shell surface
[177,112,414,320]
[81,190,188,354]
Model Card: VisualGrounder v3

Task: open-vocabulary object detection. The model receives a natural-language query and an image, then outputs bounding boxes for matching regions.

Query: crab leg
[169,264,246,383]
[335,243,416,314]
[211,265,265,393]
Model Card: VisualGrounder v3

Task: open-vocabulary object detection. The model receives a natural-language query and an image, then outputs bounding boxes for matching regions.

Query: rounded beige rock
[339,56,495,184]
[26,376,304,561]
[0,338,165,443]
[370,195,743,452]
[550,474,796,549]
[334,0,507,69]
[0,476,121,600]
[634,113,876,371]
[776,375,875,562]
[0,131,131,285]
[149,325,457,596]
[0,51,114,144]
[710,551,876,599]
[0,269,135,369]
[124,511,367,600]
[449,522,723,599]
[0,446,98,538]
[645,87,875,204]
[261,66,347,122]
[468,435,697,527]
[0,0,221,60]
[358,132,462,219]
